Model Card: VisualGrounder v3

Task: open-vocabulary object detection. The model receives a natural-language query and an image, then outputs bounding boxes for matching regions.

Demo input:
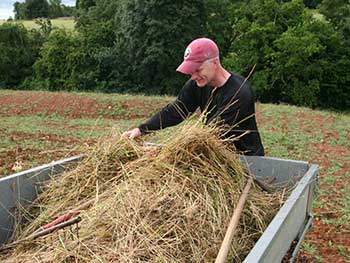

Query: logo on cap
[184,47,191,59]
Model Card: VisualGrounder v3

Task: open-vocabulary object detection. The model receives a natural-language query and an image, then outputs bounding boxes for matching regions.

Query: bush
[27,29,86,91]
[25,0,50,19]
[0,23,43,88]
[223,0,349,110]
[303,0,323,8]
[26,27,120,92]
[317,33,350,110]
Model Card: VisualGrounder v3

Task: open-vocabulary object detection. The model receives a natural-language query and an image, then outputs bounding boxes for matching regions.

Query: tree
[49,0,63,18]
[204,0,235,58]
[13,2,26,20]
[76,0,96,11]
[319,0,350,41]
[222,0,350,109]
[25,0,50,19]
[61,5,76,17]
[319,0,350,25]
[303,0,322,9]
[113,0,205,94]
[318,0,350,109]
[223,0,306,79]
[0,23,43,88]
[73,0,207,94]
[270,21,325,106]
[29,29,88,90]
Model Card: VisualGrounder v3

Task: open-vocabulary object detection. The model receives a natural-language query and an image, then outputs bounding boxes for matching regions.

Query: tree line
[0,0,349,110]
[13,0,76,20]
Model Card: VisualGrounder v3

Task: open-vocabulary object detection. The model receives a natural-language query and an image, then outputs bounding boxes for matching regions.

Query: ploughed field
[0,89,349,262]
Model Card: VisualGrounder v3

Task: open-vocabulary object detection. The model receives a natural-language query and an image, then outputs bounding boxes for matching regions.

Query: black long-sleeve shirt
[138,73,264,156]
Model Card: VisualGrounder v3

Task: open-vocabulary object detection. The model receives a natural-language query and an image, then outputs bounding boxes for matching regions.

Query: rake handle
[215,177,253,263]
[0,216,81,252]
[41,213,72,230]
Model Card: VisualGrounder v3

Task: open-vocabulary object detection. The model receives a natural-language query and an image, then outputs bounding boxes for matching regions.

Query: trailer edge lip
[0,155,84,183]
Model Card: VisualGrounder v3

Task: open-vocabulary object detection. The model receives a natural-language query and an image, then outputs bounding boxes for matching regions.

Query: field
[0,17,75,30]
[0,89,349,262]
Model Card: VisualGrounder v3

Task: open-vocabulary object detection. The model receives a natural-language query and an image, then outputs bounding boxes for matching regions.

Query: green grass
[0,18,75,30]
[337,245,350,260]
[0,89,174,176]
[0,115,143,151]
[302,241,324,262]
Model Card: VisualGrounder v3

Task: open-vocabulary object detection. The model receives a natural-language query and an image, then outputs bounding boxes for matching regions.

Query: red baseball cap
[176,38,219,75]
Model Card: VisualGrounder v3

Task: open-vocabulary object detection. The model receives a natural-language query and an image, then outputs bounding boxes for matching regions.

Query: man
[122,38,264,156]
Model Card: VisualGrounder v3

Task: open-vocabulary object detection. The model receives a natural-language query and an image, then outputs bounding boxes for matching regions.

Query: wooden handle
[0,216,82,252]
[215,177,253,263]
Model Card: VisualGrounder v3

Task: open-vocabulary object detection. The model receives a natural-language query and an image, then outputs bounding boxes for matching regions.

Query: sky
[0,0,76,20]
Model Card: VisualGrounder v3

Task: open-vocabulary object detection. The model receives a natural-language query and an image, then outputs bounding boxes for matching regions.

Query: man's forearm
[138,102,190,134]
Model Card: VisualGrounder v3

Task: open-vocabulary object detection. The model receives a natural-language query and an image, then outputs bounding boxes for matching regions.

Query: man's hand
[142,145,160,158]
[121,127,142,139]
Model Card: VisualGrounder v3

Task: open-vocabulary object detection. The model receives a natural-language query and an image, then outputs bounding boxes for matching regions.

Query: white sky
[0,0,76,20]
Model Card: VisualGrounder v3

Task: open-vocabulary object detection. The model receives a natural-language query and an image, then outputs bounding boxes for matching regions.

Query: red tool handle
[42,213,72,230]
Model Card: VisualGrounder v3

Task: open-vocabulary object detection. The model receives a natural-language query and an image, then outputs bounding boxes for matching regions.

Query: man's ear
[213,57,219,68]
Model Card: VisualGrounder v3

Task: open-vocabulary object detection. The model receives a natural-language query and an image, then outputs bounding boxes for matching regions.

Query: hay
[1,121,284,262]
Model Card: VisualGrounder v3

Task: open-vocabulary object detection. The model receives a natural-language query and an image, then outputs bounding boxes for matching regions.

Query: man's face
[190,58,217,87]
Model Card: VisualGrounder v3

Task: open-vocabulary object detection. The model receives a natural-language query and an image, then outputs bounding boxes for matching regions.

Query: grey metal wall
[0,155,82,244]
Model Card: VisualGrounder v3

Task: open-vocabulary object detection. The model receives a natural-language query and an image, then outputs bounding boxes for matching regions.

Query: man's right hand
[121,127,142,139]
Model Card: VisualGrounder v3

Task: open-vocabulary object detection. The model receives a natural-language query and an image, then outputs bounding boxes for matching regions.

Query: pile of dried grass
[1,122,284,262]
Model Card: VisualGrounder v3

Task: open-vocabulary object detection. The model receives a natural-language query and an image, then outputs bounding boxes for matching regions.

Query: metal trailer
[0,155,318,262]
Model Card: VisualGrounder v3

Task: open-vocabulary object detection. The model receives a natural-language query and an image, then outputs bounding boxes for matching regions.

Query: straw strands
[1,122,284,262]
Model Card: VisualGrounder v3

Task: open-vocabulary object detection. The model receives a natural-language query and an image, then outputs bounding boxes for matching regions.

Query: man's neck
[211,68,231,88]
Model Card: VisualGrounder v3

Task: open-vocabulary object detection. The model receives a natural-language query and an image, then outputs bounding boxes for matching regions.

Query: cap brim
[176,60,202,75]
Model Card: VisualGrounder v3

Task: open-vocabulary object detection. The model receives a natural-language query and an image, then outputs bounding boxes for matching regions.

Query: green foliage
[61,5,77,17]
[224,0,315,104]
[222,0,349,110]
[0,23,43,88]
[34,18,53,35]
[75,0,118,44]
[25,0,50,19]
[112,0,205,94]
[223,0,306,73]
[27,29,86,91]
[303,0,323,8]
[13,0,76,20]
[48,0,63,18]
[74,0,206,94]
[13,1,26,20]
[4,0,350,110]
[25,26,119,92]
[319,0,350,27]
[204,0,235,58]
[270,20,324,106]
[317,0,350,109]
[16,0,209,94]
[76,0,96,11]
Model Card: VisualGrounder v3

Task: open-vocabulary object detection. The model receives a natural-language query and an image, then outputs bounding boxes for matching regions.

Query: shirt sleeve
[138,81,199,134]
